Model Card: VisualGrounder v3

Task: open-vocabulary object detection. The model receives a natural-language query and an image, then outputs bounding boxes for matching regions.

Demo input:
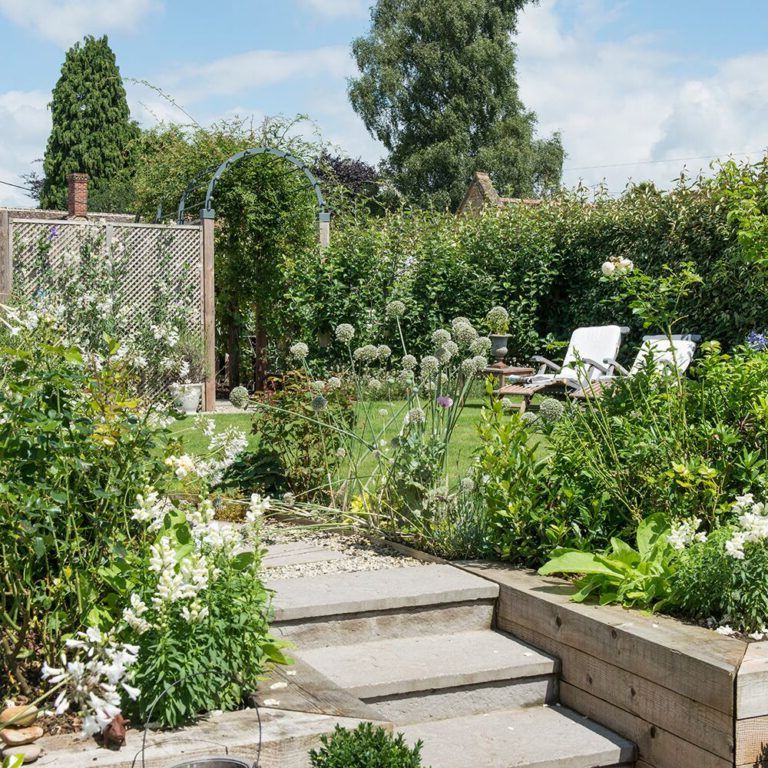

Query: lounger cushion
[560,325,624,383]
[630,338,697,376]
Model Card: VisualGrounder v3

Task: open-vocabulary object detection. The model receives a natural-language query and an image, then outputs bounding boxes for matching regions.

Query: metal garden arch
[176,146,331,246]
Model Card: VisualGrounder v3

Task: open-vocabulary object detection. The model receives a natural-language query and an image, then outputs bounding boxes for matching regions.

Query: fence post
[201,212,216,412]
[0,211,10,302]
[318,211,331,249]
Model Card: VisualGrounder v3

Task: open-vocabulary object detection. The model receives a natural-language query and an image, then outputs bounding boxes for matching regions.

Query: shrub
[0,310,169,690]
[309,723,423,768]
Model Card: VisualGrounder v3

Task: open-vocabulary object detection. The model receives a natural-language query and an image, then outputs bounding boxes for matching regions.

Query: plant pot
[177,383,203,415]
[489,334,511,364]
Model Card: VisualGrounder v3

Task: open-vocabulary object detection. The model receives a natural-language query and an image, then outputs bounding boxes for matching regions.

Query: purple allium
[436,395,454,409]
[747,331,768,352]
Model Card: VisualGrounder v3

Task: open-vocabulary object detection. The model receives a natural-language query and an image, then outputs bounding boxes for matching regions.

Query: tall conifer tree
[348,0,563,209]
[41,35,139,210]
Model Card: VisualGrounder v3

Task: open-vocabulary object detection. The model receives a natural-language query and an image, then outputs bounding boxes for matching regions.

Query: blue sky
[1,0,767,205]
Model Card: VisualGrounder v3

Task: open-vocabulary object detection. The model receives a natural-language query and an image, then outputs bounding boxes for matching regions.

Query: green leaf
[539,550,623,577]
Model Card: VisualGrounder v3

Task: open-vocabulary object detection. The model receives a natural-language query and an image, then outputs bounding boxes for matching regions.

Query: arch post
[200,208,216,412]
[318,211,331,249]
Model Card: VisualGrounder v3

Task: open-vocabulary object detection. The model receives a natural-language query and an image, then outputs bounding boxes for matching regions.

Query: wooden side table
[481,363,535,388]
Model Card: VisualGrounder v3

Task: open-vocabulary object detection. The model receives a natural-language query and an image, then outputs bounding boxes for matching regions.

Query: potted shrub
[486,306,511,363]
[173,333,208,414]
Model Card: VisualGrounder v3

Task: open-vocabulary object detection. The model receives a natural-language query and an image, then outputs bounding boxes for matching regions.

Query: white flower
[401,354,417,370]
[385,300,406,318]
[725,532,747,560]
[715,625,735,635]
[165,454,198,480]
[353,344,379,362]
[432,329,451,346]
[335,323,355,344]
[667,518,704,550]
[327,376,342,390]
[289,342,309,361]
[406,407,425,425]
[377,344,392,360]
[601,261,616,276]
[247,494,271,523]
[420,355,440,377]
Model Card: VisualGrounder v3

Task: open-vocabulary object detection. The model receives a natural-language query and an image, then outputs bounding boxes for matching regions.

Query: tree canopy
[40,35,139,211]
[348,0,563,209]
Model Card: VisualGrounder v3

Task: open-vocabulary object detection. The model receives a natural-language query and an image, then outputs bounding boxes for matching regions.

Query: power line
[564,149,766,172]
[0,179,33,192]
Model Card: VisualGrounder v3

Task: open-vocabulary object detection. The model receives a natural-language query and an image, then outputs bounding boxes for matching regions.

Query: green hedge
[282,162,768,366]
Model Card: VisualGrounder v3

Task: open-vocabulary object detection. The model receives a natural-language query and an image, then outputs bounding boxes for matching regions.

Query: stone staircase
[265,560,636,768]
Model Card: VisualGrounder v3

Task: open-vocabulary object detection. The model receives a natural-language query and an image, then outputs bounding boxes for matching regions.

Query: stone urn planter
[176,383,203,415]
[489,334,511,364]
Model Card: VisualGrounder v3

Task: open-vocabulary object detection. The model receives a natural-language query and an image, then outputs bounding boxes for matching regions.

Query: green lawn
[169,396,547,483]
[170,399,488,480]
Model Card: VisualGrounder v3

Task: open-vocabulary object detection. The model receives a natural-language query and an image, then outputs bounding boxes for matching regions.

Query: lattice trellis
[8,218,203,337]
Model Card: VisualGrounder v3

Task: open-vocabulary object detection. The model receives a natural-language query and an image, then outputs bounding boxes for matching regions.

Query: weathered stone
[0,705,38,728]
[0,725,44,746]
[1,743,42,763]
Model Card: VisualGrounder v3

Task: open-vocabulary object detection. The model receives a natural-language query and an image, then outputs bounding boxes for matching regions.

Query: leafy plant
[309,722,423,768]
[539,514,676,609]
[229,385,250,409]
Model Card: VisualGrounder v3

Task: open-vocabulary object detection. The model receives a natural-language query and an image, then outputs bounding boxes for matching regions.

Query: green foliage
[673,527,768,634]
[251,370,355,500]
[0,315,168,689]
[309,722,423,768]
[348,0,563,209]
[41,35,139,210]
[539,514,676,609]
[472,394,575,565]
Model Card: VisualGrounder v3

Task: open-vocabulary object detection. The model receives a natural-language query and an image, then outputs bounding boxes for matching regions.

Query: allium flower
[311,380,326,392]
[472,355,488,372]
[289,342,309,361]
[327,376,342,390]
[311,395,328,412]
[397,369,414,387]
[406,407,426,425]
[376,344,392,360]
[420,355,440,377]
[378,408,388,416]
[335,323,355,344]
[282,492,296,505]
[539,397,565,423]
[336,447,347,459]
[386,300,406,319]
[436,395,453,408]
[432,329,451,346]
[436,341,459,364]
[367,377,383,393]
[501,397,516,411]
[451,316,472,331]
[353,344,379,362]
[460,358,478,376]
[401,354,417,370]
[460,477,475,493]
[470,336,492,356]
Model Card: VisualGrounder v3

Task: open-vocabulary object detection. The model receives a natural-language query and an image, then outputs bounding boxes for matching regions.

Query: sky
[1,0,767,206]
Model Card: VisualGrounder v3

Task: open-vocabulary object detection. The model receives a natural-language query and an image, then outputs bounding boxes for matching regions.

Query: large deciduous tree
[40,35,139,211]
[348,0,563,209]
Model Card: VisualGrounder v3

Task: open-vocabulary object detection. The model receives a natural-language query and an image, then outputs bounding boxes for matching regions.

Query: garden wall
[462,564,768,768]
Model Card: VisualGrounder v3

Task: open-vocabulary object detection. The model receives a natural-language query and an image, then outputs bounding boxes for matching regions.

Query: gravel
[261,521,423,580]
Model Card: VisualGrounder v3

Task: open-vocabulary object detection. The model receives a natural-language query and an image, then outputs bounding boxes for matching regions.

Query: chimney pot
[67,173,89,218]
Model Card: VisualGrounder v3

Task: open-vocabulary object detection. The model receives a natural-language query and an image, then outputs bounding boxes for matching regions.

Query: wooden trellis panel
[8,219,203,331]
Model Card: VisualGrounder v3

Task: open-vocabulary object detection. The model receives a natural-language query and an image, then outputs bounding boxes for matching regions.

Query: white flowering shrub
[115,493,281,728]
[672,495,768,634]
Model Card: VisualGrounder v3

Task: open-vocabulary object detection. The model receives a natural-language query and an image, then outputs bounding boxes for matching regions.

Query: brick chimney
[67,173,89,218]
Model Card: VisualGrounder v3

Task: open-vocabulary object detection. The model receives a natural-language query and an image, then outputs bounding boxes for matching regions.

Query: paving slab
[267,564,499,622]
[401,705,636,768]
[294,629,556,699]
[263,541,346,568]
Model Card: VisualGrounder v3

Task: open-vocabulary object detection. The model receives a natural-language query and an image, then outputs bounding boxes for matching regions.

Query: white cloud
[0,0,161,47]
[298,0,367,18]
[516,0,768,193]
[161,46,356,104]
[0,90,49,206]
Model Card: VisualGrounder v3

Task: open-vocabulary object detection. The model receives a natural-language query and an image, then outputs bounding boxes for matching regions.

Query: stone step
[401,705,636,768]
[267,564,499,622]
[293,629,557,700]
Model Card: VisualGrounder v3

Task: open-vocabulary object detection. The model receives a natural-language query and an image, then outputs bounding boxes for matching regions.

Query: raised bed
[460,562,767,768]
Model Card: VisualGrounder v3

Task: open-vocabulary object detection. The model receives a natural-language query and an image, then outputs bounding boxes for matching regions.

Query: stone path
[263,539,636,768]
